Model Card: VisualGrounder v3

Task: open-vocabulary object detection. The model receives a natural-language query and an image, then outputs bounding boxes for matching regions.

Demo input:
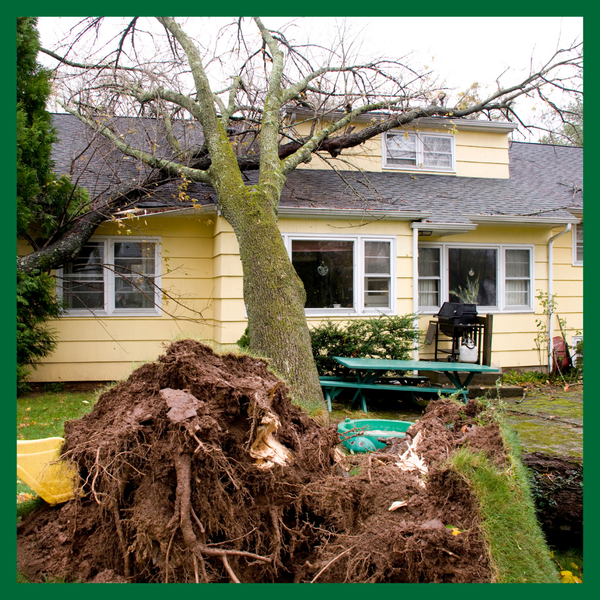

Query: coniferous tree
[16,17,86,391]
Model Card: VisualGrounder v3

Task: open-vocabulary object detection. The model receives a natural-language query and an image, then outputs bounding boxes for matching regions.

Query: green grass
[17,388,104,499]
[447,409,559,583]
[17,388,103,441]
[552,547,583,581]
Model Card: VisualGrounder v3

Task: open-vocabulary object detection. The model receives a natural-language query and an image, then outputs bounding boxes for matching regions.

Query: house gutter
[547,224,572,371]
[131,205,432,222]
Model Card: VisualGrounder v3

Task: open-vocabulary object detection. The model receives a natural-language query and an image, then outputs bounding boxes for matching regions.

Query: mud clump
[18,340,504,583]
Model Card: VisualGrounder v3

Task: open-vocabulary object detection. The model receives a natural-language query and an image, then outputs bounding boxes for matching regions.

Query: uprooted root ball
[18,340,499,583]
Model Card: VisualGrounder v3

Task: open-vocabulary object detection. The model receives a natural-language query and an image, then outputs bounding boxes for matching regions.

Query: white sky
[38,16,582,140]
[39,16,582,84]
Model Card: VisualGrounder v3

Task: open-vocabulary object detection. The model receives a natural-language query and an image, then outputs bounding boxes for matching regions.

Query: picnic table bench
[320,357,500,412]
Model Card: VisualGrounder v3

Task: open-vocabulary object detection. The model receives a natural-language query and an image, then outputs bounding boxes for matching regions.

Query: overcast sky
[38,16,582,140]
[39,17,582,79]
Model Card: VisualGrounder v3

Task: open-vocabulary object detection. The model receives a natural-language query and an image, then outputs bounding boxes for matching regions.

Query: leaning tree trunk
[219,185,326,415]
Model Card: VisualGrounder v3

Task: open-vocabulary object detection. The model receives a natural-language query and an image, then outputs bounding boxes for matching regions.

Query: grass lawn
[17,387,104,501]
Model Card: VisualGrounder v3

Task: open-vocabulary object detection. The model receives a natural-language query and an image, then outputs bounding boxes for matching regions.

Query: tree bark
[18,210,106,273]
[220,184,325,413]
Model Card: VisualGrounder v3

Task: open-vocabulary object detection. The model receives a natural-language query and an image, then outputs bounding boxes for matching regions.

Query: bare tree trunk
[220,185,325,414]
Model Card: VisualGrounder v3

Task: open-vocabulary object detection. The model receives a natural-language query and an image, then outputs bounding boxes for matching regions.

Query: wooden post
[476,314,494,366]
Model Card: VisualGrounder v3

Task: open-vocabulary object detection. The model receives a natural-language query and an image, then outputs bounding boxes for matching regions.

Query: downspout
[547,224,572,371]
[412,227,419,361]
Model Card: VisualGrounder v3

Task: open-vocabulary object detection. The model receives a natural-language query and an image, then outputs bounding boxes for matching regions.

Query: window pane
[419,279,439,307]
[63,242,105,310]
[576,223,583,262]
[506,249,530,278]
[114,242,156,309]
[364,277,390,308]
[449,248,497,306]
[422,136,452,168]
[386,133,417,165]
[292,240,354,308]
[418,247,440,277]
[418,247,440,307]
[506,279,530,306]
[364,241,390,274]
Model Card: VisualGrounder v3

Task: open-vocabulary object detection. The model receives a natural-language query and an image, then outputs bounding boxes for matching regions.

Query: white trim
[572,222,583,266]
[283,233,397,317]
[57,235,162,317]
[412,227,419,361]
[464,214,580,227]
[383,130,456,173]
[417,241,535,314]
[278,207,430,221]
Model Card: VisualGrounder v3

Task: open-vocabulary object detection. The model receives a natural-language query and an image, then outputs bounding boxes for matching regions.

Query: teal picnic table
[319,357,500,412]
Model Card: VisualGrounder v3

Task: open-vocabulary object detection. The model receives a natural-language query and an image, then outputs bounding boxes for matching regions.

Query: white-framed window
[418,243,534,313]
[383,131,455,172]
[573,222,583,265]
[58,236,162,316]
[283,234,396,316]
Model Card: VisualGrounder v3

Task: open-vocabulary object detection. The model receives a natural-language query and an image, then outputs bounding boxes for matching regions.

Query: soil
[17,340,512,583]
[521,452,583,549]
[501,388,583,548]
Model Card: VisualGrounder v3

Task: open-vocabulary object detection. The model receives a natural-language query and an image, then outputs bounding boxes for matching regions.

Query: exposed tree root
[17,341,502,583]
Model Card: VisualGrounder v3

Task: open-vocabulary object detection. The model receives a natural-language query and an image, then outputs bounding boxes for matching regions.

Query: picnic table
[319,357,500,412]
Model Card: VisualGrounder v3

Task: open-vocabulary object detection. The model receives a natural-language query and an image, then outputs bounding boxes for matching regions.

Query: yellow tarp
[17,437,77,505]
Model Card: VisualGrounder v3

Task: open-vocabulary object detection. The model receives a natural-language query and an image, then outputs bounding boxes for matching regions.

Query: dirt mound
[18,341,506,583]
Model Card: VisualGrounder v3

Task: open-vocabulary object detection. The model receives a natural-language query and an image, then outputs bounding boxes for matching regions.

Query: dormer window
[383,131,455,172]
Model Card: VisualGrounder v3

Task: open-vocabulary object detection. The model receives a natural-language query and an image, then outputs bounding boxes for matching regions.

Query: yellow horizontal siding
[213,276,244,298]
[455,162,509,178]
[294,123,511,177]
[32,361,142,383]
[455,145,509,164]
[212,322,248,345]
[212,299,246,322]
[27,200,582,381]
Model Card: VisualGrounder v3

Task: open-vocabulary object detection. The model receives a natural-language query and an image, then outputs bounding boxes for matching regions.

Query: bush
[17,270,61,393]
[310,314,421,376]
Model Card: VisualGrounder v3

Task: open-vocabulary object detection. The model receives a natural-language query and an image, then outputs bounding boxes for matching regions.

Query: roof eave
[464,214,580,227]
[286,108,518,133]
[277,207,430,221]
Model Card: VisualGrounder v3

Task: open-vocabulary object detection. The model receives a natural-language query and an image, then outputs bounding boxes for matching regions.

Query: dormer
[286,109,518,179]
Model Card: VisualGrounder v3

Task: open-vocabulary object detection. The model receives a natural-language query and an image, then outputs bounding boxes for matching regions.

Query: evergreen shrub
[309,314,421,376]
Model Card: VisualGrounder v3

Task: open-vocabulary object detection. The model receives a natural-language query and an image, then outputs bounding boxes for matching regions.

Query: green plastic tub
[337,418,414,453]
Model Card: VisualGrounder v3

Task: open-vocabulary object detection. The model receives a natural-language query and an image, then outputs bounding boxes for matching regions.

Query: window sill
[418,308,534,315]
[305,308,395,317]
[382,164,455,174]
[62,310,162,318]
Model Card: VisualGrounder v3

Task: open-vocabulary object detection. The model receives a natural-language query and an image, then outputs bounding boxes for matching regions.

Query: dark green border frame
[6,4,592,598]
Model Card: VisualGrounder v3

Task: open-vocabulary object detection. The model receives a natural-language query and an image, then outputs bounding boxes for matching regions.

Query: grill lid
[436,302,477,324]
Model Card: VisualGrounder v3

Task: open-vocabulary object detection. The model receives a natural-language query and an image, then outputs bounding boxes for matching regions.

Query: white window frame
[417,246,442,312]
[57,236,162,317]
[572,222,583,266]
[418,242,535,313]
[383,131,456,173]
[283,233,397,317]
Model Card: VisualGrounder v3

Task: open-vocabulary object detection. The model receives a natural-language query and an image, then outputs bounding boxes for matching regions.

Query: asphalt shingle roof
[51,114,582,226]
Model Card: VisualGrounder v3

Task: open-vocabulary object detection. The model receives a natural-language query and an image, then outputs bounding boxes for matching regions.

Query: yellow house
[25,113,583,383]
